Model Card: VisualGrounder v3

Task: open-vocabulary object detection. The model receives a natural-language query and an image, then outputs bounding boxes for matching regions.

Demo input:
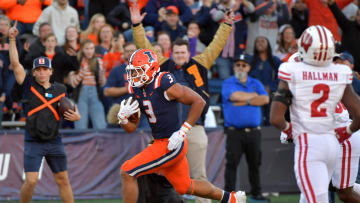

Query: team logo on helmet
[300,31,313,53]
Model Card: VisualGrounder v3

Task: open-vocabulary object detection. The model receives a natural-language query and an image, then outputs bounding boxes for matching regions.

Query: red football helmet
[126,49,160,87]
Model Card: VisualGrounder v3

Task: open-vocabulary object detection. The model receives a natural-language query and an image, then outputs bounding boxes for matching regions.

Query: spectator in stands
[156,31,172,58]
[290,0,309,38]
[0,53,8,128]
[328,0,360,72]
[95,24,114,58]
[24,23,52,70]
[303,0,353,42]
[196,0,218,45]
[0,0,52,35]
[249,37,282,94]
[33,33,78,85]
[152,42,164,56]
[33,0,80,45]
[80,13,105,45]
[274,24,298,61]
[88,0,118,21]
[246,0,290,54]
[0,15,21,115]
[63,25,80,57]
[156,6,186,41]
[222,53,269,202]
[102,32,125,78]
[184,0,202,15]
[19,33,36,66]
[215,0,255,79]
[106,2,131,33]
[249,36,282,125]
[185,21,206,57]
[155,6,187,42]
[143,0,193,26]
[333,52,360,95]
[69,40,107,129]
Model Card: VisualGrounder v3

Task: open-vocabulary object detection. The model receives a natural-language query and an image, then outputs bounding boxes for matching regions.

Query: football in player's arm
[119,82,205,134]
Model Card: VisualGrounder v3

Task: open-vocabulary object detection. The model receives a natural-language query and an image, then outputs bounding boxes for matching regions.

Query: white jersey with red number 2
[278,61,353,136]
[332,102,360,189]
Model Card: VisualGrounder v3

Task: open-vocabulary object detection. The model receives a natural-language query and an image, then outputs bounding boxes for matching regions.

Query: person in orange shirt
[80,13,105,45]
[156,31,172,58]
[303,0,353,41]
[0,0,52,34]
[102,32,125,78]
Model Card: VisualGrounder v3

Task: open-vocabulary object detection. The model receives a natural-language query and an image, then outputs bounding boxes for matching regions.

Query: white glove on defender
[167,122,192,151]
[117,97,139,124]
[280,132,290,144]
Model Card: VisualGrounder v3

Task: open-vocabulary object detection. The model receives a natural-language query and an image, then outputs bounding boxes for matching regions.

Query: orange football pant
[121,138,192,194]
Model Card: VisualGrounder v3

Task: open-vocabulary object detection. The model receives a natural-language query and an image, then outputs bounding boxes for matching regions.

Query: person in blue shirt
[222,54,270,202]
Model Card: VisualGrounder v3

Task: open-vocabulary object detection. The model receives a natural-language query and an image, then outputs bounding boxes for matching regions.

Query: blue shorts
[24,141,67,173]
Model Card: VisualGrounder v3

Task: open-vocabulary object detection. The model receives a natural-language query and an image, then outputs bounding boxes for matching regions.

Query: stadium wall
[0,127,299,200]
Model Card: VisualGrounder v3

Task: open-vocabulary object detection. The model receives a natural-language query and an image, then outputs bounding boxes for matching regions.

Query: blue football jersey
[128,72,180,139]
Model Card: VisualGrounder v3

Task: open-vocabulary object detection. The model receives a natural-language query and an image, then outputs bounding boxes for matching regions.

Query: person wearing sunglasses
[221,53,270,202]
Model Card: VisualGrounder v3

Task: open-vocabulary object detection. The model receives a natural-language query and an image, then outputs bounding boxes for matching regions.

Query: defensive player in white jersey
[282,52,360,203]
[270,25,360,203]
[330,102,360,202]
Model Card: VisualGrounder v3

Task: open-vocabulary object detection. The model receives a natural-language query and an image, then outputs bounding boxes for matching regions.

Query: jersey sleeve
[155,72,177,91]
[345,68,353,85]
[278,63,293,82]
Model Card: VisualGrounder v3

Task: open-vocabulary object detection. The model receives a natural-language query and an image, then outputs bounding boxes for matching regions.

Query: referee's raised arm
[8,21,26,85]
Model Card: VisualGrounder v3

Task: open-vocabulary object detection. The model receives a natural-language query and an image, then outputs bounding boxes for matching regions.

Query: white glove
[167,122,192,151]
[280,131,293,144]
[117,97,139,124]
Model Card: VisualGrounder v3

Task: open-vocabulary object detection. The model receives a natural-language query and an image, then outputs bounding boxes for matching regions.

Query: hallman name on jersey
[303,71,338,81]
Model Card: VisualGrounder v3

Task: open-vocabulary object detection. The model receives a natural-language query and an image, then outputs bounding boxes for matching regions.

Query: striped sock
[221,191,230,203]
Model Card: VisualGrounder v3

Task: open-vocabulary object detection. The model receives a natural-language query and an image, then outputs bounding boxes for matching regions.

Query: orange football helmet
[126,49,160,87]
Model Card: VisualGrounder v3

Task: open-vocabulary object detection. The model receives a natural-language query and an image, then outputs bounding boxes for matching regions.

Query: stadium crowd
[0,0,359,129]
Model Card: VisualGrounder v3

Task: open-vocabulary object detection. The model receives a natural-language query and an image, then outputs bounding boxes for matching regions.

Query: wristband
[346,125,353,134]
[224,22,232,26]
[180,122,192,134]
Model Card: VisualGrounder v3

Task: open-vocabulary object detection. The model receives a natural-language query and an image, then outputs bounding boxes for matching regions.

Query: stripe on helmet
[129,49,142,64]
[320,26,329,61]
[315,26,324,62]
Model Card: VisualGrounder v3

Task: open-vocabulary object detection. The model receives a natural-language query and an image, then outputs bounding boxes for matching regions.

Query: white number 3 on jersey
[167,75,174,83]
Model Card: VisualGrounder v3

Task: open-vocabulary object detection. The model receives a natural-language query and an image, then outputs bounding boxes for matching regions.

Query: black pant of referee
[224,126,262,197]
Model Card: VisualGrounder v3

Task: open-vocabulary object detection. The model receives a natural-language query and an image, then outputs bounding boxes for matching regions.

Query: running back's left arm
[341,84,360,132]
[166,83,205,126]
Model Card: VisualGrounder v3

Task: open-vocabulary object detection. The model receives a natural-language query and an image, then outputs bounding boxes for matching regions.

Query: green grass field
[2,194,342,203]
